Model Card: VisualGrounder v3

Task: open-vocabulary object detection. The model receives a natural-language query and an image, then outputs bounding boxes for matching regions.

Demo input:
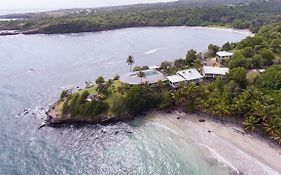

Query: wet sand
[146,111,281,175]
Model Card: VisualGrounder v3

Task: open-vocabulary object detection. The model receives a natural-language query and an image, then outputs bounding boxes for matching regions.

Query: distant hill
[0,0,280,35]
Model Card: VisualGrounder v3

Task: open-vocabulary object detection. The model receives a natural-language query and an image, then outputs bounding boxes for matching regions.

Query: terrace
[120,69,166,85]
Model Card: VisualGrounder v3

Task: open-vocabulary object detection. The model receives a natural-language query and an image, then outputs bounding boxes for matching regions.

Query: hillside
[0,0,281,34]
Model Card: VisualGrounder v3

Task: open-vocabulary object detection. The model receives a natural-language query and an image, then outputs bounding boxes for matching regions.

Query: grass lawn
[77,86,97,95]
[55,80,123,114]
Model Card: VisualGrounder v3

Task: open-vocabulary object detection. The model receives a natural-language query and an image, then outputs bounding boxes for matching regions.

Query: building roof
[203,66,229,75]
[216,51,233,57]
[149,65,160,70]
[177,69,203,81]
[120,69,166,85]
[166,75,186,83]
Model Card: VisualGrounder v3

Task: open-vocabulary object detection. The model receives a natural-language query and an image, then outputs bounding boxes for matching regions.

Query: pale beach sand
[146,111,281,175]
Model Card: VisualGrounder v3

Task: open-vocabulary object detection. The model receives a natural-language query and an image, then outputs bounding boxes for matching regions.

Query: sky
[0,0,176,10]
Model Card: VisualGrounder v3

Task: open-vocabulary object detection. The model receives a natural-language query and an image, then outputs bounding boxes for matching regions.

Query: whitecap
[144,48,164,55]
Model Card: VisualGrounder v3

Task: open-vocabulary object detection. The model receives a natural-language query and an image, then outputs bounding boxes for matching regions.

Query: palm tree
[243,115,260,132]
[212,101,230,116]
[137,71,146,84]
[262,116,280,135]
[126,55,134,72]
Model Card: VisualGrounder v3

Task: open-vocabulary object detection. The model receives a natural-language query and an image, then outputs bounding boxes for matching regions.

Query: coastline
[0,25,253,36]
[44,105,134,128]
[145,111,281,175]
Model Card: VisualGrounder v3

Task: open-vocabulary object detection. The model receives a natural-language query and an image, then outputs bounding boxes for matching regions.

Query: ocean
[0,27,250,174]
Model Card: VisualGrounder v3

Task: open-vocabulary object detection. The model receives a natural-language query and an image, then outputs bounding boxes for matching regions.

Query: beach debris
[177,117,181,120]
[208,130,212,133]
[199,119,206,122]
[126,131,133,134]
[115,131,119,135]
[233,128,246,135]
[38,124,46,130]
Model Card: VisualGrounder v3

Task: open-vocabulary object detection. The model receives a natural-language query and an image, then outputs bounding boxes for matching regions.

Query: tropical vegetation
[56,22,281,144]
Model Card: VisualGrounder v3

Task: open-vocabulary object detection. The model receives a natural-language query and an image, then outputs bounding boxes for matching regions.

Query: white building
[216,51,233,63]
[177,69,203,83]
[202,66,229,79]
[166,75,186,88]
[149,65,160,70]
[167,69,203,88]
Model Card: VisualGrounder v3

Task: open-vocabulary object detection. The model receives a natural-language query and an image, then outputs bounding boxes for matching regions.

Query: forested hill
[0,0,281,34]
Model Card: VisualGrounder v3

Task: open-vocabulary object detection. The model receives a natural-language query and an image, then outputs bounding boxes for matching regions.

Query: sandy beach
[146,111,281,175]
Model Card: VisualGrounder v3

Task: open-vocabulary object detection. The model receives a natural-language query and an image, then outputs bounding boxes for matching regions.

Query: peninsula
[47,22,281,146]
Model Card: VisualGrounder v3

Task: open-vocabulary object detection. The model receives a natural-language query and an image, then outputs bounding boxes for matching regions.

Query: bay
[0,27,250,175]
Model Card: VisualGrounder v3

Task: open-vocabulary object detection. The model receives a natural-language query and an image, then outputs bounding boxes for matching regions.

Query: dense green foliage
[224,23,281,70]
[95,76,105,84]
[1,0,281,34]
[255,65,281,90]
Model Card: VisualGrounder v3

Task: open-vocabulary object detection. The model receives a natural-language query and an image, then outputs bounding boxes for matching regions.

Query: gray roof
[203,66,229,75]
[166,75,186,83]
[216,51,233,57]
[177,69,203,81]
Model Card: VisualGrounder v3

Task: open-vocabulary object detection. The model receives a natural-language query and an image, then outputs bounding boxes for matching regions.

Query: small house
[202,66,229,79]
[216,51,233,63]
[166,75,186,88]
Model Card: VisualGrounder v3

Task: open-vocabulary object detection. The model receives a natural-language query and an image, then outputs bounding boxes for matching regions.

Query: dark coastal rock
[0,32,20,36]
[166,110,172,113]
[44,103,135,128]
[23,109,29,115]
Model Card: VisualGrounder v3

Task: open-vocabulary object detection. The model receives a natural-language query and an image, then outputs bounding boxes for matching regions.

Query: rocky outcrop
[44,107,134,127]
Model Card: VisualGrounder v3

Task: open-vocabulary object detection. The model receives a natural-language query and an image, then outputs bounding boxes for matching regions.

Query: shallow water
[0,27,250,174]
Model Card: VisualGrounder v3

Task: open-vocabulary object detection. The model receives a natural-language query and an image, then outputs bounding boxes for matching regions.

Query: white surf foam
[144,48,164,55]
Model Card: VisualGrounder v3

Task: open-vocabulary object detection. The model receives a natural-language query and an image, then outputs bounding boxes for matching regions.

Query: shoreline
[43,105,134,128]
[145,111,281,175]
[0,25,253,36]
